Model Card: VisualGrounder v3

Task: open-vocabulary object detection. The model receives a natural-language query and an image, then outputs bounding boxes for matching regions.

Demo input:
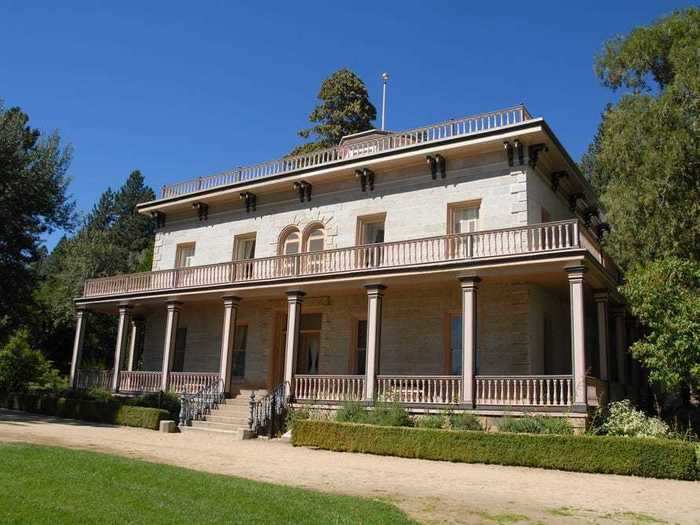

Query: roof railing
[160,104,533,199]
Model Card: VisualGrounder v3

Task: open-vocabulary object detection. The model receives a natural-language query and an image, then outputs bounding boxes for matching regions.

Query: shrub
[336,401,368,423]
[0,329,60,393]
[448,413,482,431]
[416,414,445,429]
[601,400,670,438]
[292,420,698,480]
[368,401,412,427]
[0,393,169,430]
[498,415,573,435]
[128,391,181,420]
[286,406,310,431]
[85,387,115,402]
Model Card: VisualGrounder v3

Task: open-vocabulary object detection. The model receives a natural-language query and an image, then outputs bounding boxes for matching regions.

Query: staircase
[184,389,265,435]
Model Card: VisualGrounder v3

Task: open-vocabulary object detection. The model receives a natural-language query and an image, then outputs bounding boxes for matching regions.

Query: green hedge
[0,393,168,431]
[292,420,698,481]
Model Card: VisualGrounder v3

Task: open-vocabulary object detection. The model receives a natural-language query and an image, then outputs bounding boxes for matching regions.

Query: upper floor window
[233,233,256,260]
[304,225,325,252]
[357,214,386,245]
[448,201,480,234]
[280,228,301,255]
[175,243,195,268]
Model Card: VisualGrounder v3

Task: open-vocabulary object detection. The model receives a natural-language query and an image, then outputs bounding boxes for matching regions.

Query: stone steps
[183,391,264,436]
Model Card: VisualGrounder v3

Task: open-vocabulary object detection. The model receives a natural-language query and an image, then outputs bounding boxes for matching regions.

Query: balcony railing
[475,375,573,407]
[82,220,592,299]
[159,105,533,199]
[294,374,366,401]
[376,375,461,404]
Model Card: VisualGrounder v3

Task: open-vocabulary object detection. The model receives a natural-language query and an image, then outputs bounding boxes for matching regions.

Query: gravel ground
[0,409,698,525]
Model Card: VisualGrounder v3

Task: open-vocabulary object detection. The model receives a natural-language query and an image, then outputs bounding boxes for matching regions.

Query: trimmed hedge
[0,393,168,431]
[292,420,698,481]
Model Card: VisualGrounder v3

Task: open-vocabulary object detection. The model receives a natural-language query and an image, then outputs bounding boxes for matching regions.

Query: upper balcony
[79,220,620,301]
[155,105,533,202]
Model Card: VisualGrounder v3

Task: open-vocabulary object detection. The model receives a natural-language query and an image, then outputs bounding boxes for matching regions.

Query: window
[450,315,462,375]
[175,243,195,268]
[295,313,322,374]
[355,319,367,375]
[232,324,248,377]
[357,215,386,267]
[305,227,325,252]
[281,229,301,255]
[448,201,480,234]
[172,327,187,372]
[233,234,256,260]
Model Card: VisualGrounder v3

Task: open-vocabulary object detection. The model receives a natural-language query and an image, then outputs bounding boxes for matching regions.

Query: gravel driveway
[0,409,698,524]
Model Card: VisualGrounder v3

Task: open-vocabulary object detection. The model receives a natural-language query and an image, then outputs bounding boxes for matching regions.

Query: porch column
[160,301,182,391]
[69,308,87,388]
[364,284,386,401]
[111,305,132,392]
[567,266,587,408]
[283,291,305,399]
[612,308,627,385]
[219,296,241,393]
[126,318,144,372]
[593,291,610,381]
[459,277,479,407]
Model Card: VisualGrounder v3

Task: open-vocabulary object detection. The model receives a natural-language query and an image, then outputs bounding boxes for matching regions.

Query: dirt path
[0,410,697,525]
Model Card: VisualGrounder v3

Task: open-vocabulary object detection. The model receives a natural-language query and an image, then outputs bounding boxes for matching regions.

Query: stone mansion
[70,105,642,429]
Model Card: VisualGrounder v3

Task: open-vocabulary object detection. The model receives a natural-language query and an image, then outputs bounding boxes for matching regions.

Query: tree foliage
[291,68,376,155]
[583,8,700,393]
[0,328,65,393]
[35,170,155,368]
[0,103,74,341]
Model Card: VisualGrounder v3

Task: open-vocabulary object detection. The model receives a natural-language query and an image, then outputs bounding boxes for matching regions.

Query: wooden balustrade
[161,105,531,199]
[475,375,573,407]
[167,372,221,394]
[82,220,588,298]
[118,371,161,393]
[75,369,113,390]
[375,375,462,404]
[294,375,365,401]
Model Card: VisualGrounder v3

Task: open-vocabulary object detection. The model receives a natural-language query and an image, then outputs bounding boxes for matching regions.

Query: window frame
[174,242,196,268]
[447,200,481,235]
[233,233,257,261]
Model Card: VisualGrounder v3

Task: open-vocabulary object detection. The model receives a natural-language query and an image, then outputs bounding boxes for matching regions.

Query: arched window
[305,226,325,252]
[280,228,301,255]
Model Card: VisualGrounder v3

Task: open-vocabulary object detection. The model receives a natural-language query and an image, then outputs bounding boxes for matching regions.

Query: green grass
[0,444,414,524]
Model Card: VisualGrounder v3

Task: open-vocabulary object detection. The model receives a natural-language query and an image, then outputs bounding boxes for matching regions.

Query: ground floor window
[172,327,187,372]
[295,313,322,374]
[355,319,367,375]
[232,324,248,377]
[448,315,479,375]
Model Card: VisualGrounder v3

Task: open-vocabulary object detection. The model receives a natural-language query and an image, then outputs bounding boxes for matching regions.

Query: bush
[0,393,168,430]
[292,420,698,480]
[416,414,445,429]
[128,391,181,420]
[367,401,412,427]
[0,329,63,393]
[286,406,310,431]
[448,413,482,431]
[601,400,670,438]
[498,415,573,435]
[336,401,368,423]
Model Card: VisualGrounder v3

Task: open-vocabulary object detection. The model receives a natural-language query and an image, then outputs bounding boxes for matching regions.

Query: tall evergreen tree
[291,69,377,155]
[0,102,74,342]
[583,8,700,396]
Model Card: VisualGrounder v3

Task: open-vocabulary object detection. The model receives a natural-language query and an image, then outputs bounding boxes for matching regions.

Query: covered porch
[70,257,633,413]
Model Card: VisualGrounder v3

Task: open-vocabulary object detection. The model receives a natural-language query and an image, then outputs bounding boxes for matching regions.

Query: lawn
[0,443,413,524]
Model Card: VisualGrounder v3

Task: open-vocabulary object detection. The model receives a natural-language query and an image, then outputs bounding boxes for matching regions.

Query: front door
[297,333,321,374]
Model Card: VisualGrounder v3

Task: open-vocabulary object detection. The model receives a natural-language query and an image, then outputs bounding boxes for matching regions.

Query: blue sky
[1,1,690,249]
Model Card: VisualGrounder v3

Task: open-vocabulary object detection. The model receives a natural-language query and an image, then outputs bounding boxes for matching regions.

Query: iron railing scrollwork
[178,377,224,427]
[248,382,289,437]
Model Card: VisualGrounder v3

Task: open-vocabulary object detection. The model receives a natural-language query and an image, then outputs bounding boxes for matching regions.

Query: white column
[283,291,305,398]
[364,284,386,401]
[593,291,610,381]
[126,318,143,372]
[219,296,241,394]
[460,277,479,406]
[612,308,627,385]
[111,305,132,392]
[567,266,587,408]
[69,308,87,388]
[160,301,182,391]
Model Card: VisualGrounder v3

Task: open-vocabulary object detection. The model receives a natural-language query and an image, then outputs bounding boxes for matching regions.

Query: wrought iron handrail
[159,105,533,199]
[248,381,289,437]
[178,377,224,427]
